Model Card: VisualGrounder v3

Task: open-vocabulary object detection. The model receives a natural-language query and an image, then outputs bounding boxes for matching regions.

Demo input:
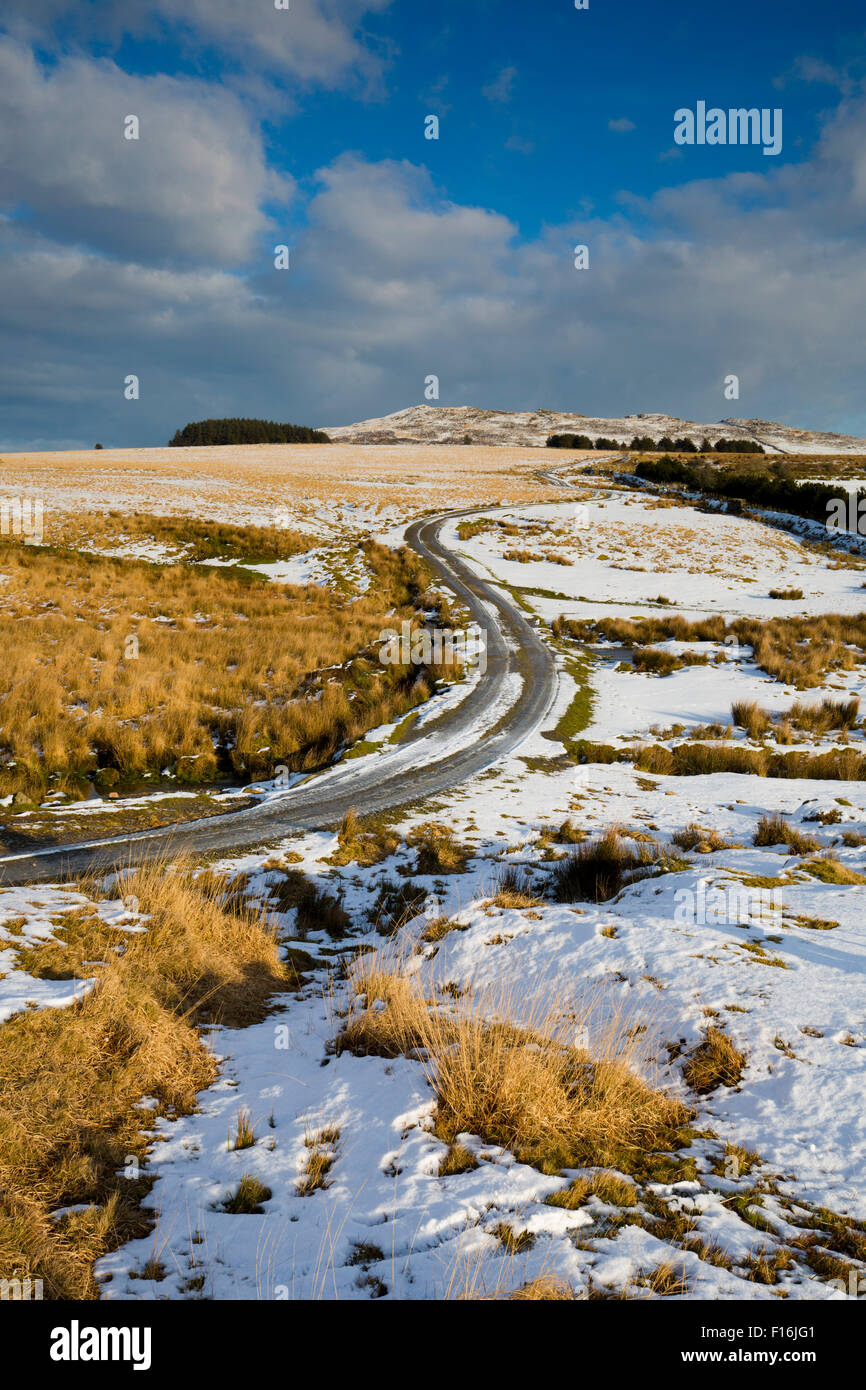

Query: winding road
[0,506,562,886]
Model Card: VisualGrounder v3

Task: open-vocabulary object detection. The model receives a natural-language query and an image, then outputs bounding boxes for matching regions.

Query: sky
[2,0,866,448]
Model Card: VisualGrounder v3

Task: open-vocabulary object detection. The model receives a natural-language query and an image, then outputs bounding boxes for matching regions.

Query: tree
[168,418,330,446]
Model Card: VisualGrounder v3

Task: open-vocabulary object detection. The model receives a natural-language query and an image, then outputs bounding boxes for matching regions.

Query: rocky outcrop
[321,404,866,454]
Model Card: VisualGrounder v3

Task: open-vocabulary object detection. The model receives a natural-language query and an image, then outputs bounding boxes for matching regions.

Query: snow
[4,466,866,1300]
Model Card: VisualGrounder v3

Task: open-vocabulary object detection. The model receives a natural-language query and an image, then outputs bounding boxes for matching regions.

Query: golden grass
[552,827,663,903]
[753,814,820,855]
[337,958,690,1177]
[671,823,729,852]
[296,1128,340,1196]
[491,865,544,909]
[406,822,470,875]
[683,1026,746,1095]
[559,612,866,690]
[329,809,401,867]
[0,860,292,1298]
[0,443,553,538]
[37,510,314,563]
[0,532,437,798]
[503,1276,578,1300]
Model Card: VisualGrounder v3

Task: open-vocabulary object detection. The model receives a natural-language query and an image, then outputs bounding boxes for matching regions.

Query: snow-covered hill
[322,404,866,455]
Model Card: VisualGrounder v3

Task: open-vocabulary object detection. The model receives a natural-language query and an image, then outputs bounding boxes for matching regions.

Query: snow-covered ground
[4,475,866,1301]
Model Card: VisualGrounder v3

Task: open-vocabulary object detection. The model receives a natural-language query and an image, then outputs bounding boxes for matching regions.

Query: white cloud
[5,96,866,446]
[608,117,636,133]
[482,66,518,104]
[1,0,395,92]
[0,39,290,265]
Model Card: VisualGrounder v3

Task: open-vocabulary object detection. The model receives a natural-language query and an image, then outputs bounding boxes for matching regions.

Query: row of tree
[169,418,331,446]
[546,432,765,454]
[635,455,846,524]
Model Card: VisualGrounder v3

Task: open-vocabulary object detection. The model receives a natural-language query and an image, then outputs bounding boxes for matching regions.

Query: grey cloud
[0,40,290,266]
[5,99,866,448]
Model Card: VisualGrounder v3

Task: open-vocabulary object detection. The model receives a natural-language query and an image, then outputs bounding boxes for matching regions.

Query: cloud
[775,54,861,96]
[505,134,535,154]
[482,66,518,104]
[1,0,396,93]
[5,97,866,447]
[0,39,290,266]
[608,117,636,133]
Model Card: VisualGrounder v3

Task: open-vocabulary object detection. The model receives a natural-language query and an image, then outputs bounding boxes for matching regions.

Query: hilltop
[322,404,866,454]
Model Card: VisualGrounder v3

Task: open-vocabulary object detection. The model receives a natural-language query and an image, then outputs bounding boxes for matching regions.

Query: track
[0,506,561,885]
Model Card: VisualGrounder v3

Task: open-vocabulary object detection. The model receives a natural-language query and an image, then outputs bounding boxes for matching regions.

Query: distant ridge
[321,404,866,455]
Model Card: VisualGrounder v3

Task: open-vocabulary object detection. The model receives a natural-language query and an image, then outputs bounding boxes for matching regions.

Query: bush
[546,433,594,449]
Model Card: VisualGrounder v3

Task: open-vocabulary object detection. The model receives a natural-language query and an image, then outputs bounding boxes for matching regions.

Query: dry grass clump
[503,548,539,564]
[671,823,728,853]
[406,822,470,875]
[438,1142,478,1176]
[53,511,315,564]
[421,916,467,944]
[370,880,428,936]
[295,884,350,940]
[329,809,401,867]
[492,865,544,909]
[503,1276,578,1300]
[682,1026,746,1095]
[633,649,708,676]
[337,958,690,1177]
[769,587,803,601]
[0,861,290,1298]
[557,611,866,690]
[799,854,866,885]
[787,696,860,731]
[627,739,866,781]
[557,818,586,844]
[264,862,350,938]
[547,1171,638,1210]
[0,534,437,800]
[731,700,770,739]
[221,1175,272,1214]
[733,696,860,740]
[552,828,661,903]
[296,1127,340,1196]
[753,814,819,855]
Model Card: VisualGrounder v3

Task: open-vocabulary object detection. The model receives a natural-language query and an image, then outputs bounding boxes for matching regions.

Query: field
[2,443,866,1302]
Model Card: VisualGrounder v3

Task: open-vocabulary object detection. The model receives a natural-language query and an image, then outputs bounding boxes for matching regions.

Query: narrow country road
[0,505,561,885]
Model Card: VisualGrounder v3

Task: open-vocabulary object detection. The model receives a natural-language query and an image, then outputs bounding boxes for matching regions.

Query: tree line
[635,455,851,525]
[169,418,331,446]
[546,432,764,453]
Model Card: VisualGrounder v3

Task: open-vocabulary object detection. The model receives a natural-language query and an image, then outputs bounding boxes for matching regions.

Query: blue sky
[1,0,866,447]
